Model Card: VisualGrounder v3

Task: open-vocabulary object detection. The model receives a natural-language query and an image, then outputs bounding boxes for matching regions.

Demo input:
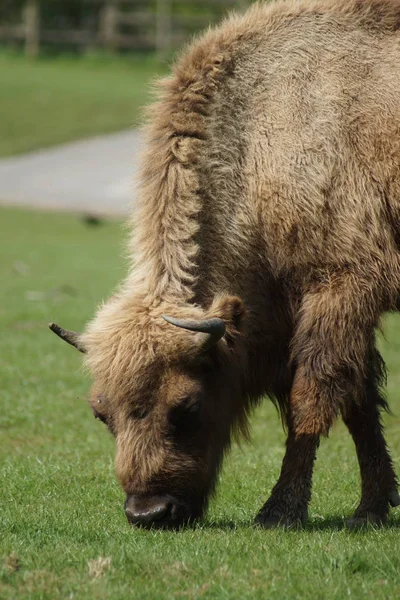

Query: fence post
[23,0,40,57]
[99,0,119,52]
[156,0,171,58]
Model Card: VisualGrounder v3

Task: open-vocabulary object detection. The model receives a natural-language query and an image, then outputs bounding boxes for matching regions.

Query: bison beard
[51,0,400,529]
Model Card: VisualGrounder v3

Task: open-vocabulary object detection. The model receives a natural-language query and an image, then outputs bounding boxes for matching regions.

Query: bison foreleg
[288,272,386,437]
[342,358,399,528]
[255,426,319,529]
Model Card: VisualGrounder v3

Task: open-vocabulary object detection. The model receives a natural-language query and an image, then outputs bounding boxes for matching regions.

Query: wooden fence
[0,0,252,57]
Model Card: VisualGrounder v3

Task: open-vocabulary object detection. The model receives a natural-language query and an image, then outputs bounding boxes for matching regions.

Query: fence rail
[0,0,252,57]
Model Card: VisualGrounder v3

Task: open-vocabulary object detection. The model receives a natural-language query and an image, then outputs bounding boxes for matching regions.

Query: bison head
[50,295,247,529]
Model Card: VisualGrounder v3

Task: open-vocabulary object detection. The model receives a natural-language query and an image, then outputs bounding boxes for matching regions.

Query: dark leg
[342,356,399,527]
[255,424,319,528]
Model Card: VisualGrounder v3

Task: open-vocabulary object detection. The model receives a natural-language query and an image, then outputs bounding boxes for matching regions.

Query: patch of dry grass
[88,557,112,579]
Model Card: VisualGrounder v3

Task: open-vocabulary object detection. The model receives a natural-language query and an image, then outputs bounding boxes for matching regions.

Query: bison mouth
[124,494,202,530]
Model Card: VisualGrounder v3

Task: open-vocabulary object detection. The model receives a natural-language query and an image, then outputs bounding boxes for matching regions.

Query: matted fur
[78,0,400,525]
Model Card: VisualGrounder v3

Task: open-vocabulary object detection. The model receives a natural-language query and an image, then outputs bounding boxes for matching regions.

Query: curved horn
[48,323,86,353]
[162,315,226,349]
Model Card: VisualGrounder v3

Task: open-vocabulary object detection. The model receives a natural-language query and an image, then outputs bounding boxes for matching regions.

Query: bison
[51,0,400,529]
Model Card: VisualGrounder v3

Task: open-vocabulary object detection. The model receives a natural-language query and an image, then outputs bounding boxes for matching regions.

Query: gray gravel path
[0,129,143,217]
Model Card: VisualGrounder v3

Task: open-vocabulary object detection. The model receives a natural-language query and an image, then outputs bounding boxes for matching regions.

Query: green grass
[1,206,400,599]
[0,52,167,157]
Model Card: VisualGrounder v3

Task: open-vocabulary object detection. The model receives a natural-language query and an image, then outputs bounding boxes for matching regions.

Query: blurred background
[1,0,250,58]
[0,0,253,215]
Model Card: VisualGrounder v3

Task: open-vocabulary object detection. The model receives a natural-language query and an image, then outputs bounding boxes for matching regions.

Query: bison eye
[130,405,149,420]
[182,396,201,414]
[169,397,201,434]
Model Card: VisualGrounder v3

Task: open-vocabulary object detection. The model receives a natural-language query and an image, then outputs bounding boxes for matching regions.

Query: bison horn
[48,322,86,353]
[162,315,226,349]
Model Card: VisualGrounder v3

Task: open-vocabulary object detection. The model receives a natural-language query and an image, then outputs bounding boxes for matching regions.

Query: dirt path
[0,129,143,217]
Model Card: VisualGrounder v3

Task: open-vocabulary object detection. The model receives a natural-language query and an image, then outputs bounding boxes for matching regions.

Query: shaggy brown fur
[63,0,400,528]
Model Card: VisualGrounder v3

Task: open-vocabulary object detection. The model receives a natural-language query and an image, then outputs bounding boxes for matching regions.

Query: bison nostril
[125,497,170,527]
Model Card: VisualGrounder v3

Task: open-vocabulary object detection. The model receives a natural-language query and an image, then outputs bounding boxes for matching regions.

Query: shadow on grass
[202,517,345,532]
[200,519,251,531]
[306,516,348,531]
[195,513,400,532]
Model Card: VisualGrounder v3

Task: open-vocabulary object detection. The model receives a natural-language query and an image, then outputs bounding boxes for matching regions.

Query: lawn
[0,52,166,157]
[1,206,400,600]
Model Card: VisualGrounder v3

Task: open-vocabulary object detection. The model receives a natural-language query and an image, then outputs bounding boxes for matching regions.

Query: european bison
[51,0,400,529]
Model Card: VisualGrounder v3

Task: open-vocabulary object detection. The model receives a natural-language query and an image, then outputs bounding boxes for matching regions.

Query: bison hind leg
[389,489,400,507]
[342,347,399,528]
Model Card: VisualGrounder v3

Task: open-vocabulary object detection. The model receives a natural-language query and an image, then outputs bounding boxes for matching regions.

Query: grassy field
[0,52,166,157]
[1,207,400,600]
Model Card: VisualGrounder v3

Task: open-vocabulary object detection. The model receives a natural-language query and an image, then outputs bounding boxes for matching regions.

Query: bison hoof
[346,513,386,530]
[255,505,308,529]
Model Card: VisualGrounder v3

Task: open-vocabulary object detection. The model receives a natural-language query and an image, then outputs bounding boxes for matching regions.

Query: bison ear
[208,295,246,336]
